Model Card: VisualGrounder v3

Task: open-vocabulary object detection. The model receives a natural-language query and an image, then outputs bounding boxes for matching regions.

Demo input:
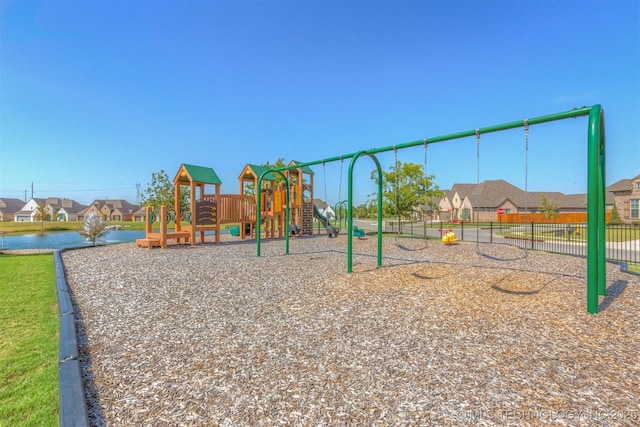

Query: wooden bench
[135,238,161,249]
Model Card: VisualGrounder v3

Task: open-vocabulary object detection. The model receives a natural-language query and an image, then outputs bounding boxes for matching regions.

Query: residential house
[447,180,527,222]
[133,207,147,222]
[10,197,88,222]
[47,198,88,221]
[0,198,26,222]
[81,199,141,221]
[313,199,336,221]
[608,174,640,223]
[434,179,613,222]
[14,198,46,222]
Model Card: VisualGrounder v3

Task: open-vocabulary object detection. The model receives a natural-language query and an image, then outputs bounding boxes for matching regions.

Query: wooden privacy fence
[500,212,611,223]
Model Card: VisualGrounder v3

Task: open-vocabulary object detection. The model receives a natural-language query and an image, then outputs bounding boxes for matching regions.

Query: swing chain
[423,138,429,212]
[337,156,343,203]
[423,138,428,172]
[393,146,400,232]
[322,160,328,205]
[524,119,529,219]
[475,129,480,224]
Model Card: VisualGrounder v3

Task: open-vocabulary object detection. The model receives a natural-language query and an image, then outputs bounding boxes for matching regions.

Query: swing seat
[290,224,302,236]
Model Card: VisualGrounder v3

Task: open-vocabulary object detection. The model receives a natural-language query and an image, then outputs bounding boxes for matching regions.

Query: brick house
[45,198,88,221]
[432,179,613,222]
[608,174,640,223]
[81,199,141,221]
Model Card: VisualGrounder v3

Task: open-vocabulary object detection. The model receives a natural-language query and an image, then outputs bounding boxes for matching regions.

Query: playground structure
[136,161,343,249]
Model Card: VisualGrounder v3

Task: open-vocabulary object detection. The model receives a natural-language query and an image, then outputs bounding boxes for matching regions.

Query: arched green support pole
[347,151,383,273]
[256,170,290,257]
[587,105,606,314]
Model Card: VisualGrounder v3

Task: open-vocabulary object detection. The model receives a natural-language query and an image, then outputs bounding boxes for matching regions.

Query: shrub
[78,213,111,246]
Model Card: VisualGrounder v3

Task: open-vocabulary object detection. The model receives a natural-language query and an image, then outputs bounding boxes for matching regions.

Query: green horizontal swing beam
[256,105,605,313]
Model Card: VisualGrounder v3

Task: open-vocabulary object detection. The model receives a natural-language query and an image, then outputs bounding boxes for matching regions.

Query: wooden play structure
[136,162,318,249]
[136,164,225,248]
[237,163,284,240]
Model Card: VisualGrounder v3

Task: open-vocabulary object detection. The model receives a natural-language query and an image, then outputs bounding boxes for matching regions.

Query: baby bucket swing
[329,158,365,239]
[320,160,340,238]
[474,120,530,261]
[393,140,432,251]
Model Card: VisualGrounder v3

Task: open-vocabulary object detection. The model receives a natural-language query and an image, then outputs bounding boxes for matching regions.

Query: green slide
[313,204,339,238]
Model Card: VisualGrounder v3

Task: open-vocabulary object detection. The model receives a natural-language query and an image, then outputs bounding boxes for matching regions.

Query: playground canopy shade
[175,164,222,185]
[239,164,279,182]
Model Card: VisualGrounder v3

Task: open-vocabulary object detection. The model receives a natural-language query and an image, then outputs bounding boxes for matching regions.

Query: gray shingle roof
[91,199,140,214]
[452,180,520,208]
[607,175,640,193]
[450,179,615,209]
[0,198,26,213]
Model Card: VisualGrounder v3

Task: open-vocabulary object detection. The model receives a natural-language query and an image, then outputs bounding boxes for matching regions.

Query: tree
[540,194,560,219]
[262,158,287,182]
[78,213,111,246]
[140,170,188,216]
[34,203,51,221]
[609,201,622,224]
[354,200,379,219]
[370,160,444,224]
[34,203,51,233]
[243,158,287,196]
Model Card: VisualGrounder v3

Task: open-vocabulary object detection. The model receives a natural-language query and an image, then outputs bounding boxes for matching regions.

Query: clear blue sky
[1,0,638,207]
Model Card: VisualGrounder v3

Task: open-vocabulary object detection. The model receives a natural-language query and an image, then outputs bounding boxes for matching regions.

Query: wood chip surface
[61,235,640,426]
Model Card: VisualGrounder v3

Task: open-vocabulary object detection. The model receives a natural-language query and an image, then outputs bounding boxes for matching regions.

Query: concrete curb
[55,250,89,427]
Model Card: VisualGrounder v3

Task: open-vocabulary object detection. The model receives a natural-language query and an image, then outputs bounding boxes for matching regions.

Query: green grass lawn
[0,254,58,426]
[0,220,147,235]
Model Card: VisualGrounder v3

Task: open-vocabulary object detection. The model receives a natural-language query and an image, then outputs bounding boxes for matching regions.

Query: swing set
[255,105,607,314]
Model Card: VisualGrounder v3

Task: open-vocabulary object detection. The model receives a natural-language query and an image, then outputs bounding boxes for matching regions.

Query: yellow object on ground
[442,231,457,244]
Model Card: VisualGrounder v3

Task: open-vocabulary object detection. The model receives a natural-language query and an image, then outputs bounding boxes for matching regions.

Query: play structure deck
[136,161,339,249]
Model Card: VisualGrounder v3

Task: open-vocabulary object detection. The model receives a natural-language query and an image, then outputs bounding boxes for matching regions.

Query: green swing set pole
[587,104,606,314]
[256,170,290,257]
[347,152,383,273]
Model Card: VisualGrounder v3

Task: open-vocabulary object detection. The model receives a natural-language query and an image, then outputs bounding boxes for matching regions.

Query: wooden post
[160,205,167,249]
[145,206,153,237]
[189,181,196,246]
[215,183,221,244]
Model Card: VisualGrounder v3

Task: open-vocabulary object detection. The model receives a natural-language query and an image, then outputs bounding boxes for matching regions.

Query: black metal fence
[384,221,640,265]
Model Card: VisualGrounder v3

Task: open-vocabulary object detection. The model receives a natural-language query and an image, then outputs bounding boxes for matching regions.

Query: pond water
[0,230,147,250]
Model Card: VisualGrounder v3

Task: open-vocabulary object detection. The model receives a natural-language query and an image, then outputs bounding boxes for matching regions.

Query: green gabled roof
[246,164,278,181]
[180,164,222,185]
[290,160,315,175]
